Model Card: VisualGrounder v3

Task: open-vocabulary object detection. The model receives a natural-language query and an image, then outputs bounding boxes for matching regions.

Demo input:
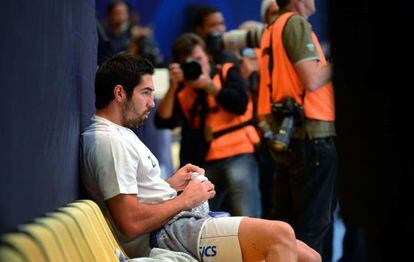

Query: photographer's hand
[186,74,217,95]
[241,57,258,80]
[157,63,183,120]
[168,63,184,91]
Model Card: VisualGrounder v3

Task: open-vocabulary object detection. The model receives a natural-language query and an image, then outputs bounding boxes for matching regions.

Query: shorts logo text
[200,245,217,257]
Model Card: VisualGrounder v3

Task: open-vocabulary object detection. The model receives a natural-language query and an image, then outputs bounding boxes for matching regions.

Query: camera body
[181,59,202,80]
[259,97,304,152]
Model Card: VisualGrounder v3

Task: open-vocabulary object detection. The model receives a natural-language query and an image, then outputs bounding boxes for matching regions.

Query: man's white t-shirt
[80,115,177,257]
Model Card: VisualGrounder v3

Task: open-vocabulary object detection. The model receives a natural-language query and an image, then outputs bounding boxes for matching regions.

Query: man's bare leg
[238,218,321,262]
[297,240,321,262]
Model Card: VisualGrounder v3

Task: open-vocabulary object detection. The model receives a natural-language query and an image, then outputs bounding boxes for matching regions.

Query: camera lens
[181,60,202,80]
[274,115,294,151]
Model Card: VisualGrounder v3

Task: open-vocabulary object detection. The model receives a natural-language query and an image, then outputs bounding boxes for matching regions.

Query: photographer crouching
[155,33,262,218]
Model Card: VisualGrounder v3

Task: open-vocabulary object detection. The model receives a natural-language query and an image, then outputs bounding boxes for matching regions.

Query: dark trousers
[205,153,262,217]
[270,137,337,255]
[255,143,276,219]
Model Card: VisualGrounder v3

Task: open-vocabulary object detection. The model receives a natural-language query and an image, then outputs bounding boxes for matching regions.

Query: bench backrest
[0,199,127,261]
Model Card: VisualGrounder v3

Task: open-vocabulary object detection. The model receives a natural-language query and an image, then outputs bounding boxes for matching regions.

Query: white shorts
[197,216,245,262]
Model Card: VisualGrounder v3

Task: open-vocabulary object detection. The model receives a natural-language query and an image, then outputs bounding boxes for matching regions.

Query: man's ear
[113,84,126,102]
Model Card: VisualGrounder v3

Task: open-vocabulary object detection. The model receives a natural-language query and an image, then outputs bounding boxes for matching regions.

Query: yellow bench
[0,200,128,262]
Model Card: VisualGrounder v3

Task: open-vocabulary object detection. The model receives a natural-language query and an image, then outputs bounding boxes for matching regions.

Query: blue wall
[96,0,328,61]
[0,0,96,233]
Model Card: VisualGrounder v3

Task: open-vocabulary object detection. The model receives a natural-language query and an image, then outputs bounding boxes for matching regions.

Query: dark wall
[331,0,413,260]
[0,0,96,233]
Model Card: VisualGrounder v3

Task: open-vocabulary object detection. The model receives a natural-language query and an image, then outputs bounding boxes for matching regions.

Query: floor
[332,207,346,262]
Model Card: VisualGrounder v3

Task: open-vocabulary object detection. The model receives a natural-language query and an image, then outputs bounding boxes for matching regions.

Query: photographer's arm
[155,63,182,129]
[215,66,249,115]
[285,15,332,91]
[294,60,332,91]
[156,86,177,119]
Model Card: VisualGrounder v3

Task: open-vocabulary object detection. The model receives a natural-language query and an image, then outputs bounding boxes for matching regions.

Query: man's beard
[122,101,150,129]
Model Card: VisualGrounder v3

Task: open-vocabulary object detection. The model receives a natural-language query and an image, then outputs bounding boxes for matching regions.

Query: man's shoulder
[82,116,129,140]
[271,9,308,27]
[284,14,311,33]
[81,121,134,153]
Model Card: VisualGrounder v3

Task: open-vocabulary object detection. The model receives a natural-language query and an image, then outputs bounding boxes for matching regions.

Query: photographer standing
[193,6,239,65]
[155,33,262,217]
[257,0,336,257]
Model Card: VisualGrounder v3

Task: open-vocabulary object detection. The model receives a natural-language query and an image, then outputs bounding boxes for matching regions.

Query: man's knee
[297,239,322,262]
[268,221,296,248]
[311,250,322,262]
[302,248,321,262]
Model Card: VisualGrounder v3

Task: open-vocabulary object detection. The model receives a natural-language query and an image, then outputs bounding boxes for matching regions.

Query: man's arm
[106,178,215,238]
[294,60,332,91]
[283,15,332,92]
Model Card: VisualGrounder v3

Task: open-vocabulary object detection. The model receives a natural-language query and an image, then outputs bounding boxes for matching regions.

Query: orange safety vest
[177,63,259,162]
[258,12,335,121]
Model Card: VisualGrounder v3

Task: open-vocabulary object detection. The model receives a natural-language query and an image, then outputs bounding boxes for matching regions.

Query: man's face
[187,45,211,75]
[108,3,129,27]
[121,74,155,128]
[199,12,226,38]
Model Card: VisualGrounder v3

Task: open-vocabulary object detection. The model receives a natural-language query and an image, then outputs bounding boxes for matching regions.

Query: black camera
[181,59,202,80]
[258,118,294,152]
[259,97,303,152]
[271,97,303,151]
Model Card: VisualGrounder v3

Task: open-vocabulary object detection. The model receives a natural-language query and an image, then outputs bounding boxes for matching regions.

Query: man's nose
[148,96,155,109]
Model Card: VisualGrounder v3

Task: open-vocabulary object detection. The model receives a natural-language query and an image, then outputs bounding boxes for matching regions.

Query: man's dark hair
[276,0,290,8]
[171,33,207,63]
[95,53,154,109]
[193,6,220,28]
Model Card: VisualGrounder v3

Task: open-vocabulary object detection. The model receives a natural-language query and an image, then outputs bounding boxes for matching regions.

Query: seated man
[80,53,320,262]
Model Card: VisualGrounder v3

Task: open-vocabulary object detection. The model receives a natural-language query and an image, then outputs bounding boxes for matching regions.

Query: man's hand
[241,56,258,79]
[186,73,212,90]
[166,163,205,192]
[177,178,215,210]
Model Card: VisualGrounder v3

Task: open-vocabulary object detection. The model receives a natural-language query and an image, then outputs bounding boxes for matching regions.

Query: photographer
[155,33,262,218]
[259,0,336,258]
[215,0,336,257]
[193,6,239,65]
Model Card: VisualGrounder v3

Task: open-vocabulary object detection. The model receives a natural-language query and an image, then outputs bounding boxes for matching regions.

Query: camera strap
[189,90,209,130]
[261,23,275,105]
[212,119,256,140]
[268,25,274,98]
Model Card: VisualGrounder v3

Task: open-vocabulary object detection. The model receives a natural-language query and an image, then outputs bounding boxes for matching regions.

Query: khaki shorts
[197,216,245,262]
